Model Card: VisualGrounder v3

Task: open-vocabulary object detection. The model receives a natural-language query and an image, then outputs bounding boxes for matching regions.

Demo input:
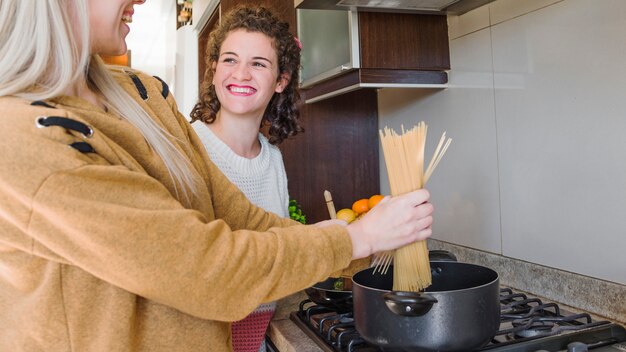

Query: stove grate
[290,287,625,352]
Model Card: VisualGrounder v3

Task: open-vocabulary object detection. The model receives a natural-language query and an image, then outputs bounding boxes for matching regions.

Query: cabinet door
[358,12,450,70]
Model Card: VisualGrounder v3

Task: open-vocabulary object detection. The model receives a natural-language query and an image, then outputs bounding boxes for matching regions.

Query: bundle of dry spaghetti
[373,122,451,292]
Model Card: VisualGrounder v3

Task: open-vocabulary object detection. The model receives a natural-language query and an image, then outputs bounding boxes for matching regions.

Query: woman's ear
[275,72,291,93]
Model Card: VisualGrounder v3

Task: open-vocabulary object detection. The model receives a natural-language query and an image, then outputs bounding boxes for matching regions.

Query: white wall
[174,26,199,119]
[126,0,177,85]
[378,0,626,285]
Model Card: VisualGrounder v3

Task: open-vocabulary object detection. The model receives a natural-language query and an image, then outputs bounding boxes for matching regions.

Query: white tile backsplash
[378,0,626,285]
[493,0,626,284]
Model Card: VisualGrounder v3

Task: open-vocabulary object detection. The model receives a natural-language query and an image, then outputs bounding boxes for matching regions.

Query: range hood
[295,0,495,15]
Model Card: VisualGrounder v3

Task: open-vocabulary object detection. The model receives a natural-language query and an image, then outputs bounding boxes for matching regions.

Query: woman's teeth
[122,14,133,23]
[229,86,255,94]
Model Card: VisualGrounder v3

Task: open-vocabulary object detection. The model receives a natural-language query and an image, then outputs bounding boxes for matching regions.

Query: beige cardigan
[0,68,357,351]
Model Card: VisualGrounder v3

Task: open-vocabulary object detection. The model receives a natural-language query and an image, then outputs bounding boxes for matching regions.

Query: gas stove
[290,287,626,352]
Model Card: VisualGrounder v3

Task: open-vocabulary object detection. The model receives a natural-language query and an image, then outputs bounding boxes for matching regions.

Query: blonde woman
[0,1,434,351]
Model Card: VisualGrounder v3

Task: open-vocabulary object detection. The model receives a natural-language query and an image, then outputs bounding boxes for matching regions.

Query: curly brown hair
[190,5,303,145]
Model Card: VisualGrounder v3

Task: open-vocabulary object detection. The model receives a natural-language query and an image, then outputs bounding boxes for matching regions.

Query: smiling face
[212,29,288,119]
[88,0,145,55]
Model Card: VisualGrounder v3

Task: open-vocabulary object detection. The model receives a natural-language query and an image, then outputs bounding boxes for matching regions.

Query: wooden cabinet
[358,12,449,70]
[301,11,450,102]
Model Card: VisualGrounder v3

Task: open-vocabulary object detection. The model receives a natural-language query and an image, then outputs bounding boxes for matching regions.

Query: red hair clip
[294,36,302,49]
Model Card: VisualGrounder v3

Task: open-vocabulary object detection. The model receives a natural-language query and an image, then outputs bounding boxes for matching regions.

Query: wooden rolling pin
[324,190,337,219]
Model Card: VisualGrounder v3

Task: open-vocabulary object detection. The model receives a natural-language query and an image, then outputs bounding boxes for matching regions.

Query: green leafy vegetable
[288,199,306,224]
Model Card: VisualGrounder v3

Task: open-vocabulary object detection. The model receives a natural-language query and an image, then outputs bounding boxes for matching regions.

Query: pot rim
[307,285,351,294]
[308,277,352,294]
[352,261,499,294]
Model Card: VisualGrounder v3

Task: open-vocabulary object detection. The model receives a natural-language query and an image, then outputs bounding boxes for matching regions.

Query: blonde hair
[0,0,198,205]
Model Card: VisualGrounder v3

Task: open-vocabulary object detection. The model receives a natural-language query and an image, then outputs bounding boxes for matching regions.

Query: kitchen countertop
[268,291,323,352]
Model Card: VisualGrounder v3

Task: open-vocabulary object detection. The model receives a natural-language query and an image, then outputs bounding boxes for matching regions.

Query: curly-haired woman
[190,8,304,351]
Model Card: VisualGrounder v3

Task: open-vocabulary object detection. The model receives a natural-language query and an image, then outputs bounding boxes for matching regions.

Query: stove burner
[512,319,555,338]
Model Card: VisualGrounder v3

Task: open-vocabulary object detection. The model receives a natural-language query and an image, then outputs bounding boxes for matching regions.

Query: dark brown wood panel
[301,70,361,100]
[280,89,380,223]
[359,69,448,84]
[358,12,450,70]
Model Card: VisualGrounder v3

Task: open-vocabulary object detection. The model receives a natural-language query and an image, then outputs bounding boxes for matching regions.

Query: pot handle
[383,291,438,316]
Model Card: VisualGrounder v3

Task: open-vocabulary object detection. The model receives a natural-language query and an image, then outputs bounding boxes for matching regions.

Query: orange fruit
[368,194,384,209]
[352,198,369,214]
[336,208,356,223]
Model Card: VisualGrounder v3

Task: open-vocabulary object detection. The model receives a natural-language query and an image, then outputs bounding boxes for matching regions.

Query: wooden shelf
[302,68,447,103]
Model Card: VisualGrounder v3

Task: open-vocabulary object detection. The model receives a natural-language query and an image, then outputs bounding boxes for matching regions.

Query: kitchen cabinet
[297,9,450,102]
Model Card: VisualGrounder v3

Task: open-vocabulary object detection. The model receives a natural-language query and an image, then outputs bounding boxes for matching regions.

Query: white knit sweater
[191,121,289,218]
[191,121,289,352]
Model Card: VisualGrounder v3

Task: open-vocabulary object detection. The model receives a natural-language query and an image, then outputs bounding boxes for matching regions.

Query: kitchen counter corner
[268,291,324,352]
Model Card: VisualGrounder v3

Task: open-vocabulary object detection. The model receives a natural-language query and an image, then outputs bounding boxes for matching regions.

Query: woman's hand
[346,189,433,259]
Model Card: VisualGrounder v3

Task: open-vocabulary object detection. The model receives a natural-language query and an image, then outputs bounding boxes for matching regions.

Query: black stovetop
[290,288,626,352]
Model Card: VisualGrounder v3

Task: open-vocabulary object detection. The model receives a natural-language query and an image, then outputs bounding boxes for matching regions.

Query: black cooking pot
[352,261,500,352]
